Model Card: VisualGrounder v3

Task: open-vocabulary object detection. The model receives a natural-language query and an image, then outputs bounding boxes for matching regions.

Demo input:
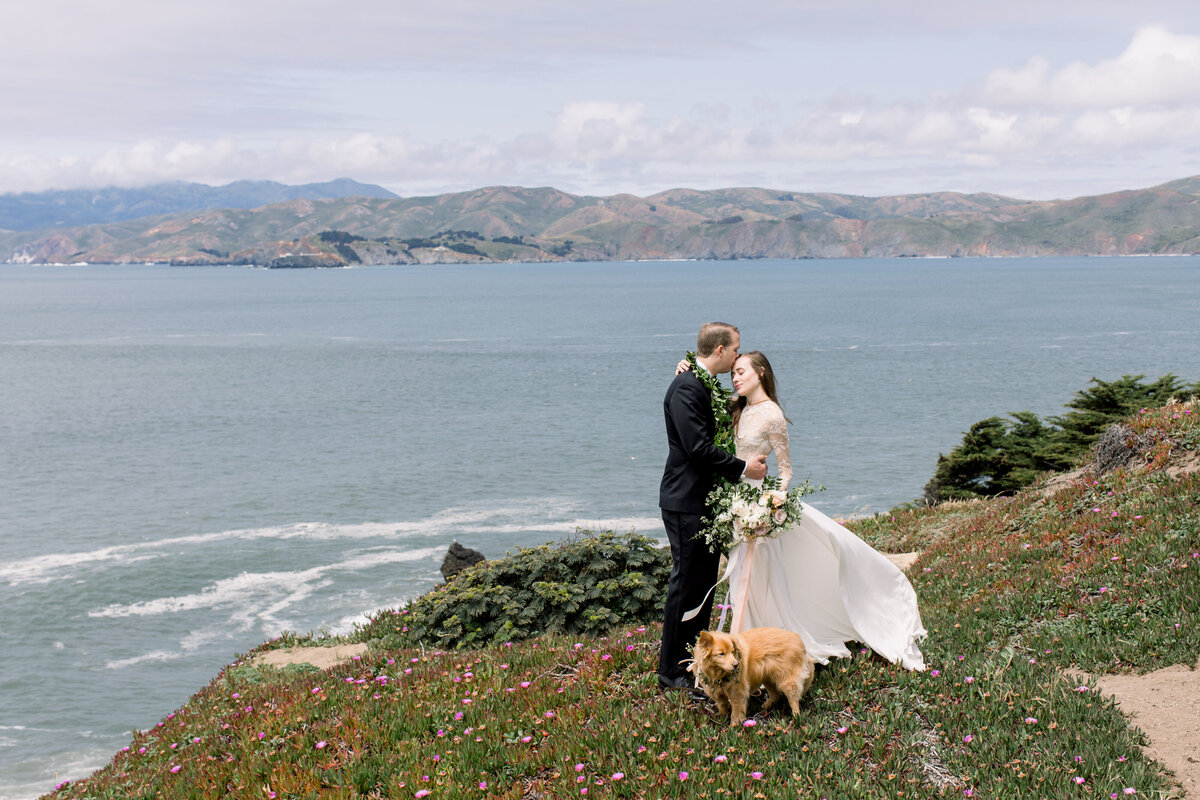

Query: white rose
[773,508,788,525]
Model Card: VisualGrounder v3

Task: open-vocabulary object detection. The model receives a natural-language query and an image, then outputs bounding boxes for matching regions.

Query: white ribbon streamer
[680,545,746,623]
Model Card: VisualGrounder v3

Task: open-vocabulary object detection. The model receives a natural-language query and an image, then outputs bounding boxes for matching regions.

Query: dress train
[725,501,926,671]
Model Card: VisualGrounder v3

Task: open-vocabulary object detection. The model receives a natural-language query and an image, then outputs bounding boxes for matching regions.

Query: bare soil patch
[252,642,368,670]
[1072,657,1200,797]
[885,552,921,571]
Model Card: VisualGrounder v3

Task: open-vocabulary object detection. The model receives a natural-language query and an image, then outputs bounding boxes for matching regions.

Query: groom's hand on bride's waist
[743,454,768,480]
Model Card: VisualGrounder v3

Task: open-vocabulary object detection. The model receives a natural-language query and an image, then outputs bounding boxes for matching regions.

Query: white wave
[88,546,445,624]
[1,745,118,800]
[104,650,185,670]
[2,502,591,585]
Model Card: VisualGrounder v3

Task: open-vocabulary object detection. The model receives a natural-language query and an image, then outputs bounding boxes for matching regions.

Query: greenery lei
[685,351,735,455]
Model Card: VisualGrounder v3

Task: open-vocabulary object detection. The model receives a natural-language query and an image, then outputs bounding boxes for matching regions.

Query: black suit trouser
[658,509,722,680]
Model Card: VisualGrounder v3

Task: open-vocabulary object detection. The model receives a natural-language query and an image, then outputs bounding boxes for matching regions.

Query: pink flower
[1074,777,1085,784]
[679,771,689,781]
[479,782,487,790]
[316,741,327,749]
[751,771,763,779]
[836,727,848,734]
[170,765,181,774]
[416,791,430,799]
[930,670,941,677]
[1124,790,1136,795]
[714,755,727,762]
[1025,717,1037,725]
[963,734,974,743]
[743,719,757,727]
[612,773,624,781]
[964,676,974,684]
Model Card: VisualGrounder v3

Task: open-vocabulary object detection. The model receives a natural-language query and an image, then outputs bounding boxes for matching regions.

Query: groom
[658,322,767,692]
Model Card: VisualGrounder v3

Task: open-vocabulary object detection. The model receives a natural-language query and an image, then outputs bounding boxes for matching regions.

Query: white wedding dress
[723,401,926,671]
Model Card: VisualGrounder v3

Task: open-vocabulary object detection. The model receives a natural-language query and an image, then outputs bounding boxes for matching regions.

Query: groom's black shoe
[657,673,708,702]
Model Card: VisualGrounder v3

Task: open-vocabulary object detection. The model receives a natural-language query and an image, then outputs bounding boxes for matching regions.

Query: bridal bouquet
[701,476,817,553]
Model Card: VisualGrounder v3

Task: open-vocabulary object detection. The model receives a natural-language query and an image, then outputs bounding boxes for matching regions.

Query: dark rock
[441,542,486,581]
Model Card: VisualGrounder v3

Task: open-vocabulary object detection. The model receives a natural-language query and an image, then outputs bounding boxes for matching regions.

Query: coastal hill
[43,401,1200,799]
[0,178,398,232]
[4,177,1200,266]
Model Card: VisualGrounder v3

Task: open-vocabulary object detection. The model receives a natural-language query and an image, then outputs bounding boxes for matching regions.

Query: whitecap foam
[88,546,445,625]
[104,650,185,670]
[2,745,119,800]
[2,509,540,585]
[4,499,644,586]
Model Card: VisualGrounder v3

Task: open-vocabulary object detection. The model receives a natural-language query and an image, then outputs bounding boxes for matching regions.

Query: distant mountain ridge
[0,178,398,232]
[3,178,1200,266]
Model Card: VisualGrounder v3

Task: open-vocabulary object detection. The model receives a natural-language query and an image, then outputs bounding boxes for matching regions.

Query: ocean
[1,256,1197,798]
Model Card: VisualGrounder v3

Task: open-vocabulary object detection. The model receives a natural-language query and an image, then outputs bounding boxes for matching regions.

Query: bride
[688,350,926,671]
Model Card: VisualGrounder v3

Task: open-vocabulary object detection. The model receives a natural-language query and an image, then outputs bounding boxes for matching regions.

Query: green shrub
[354,530,671,649]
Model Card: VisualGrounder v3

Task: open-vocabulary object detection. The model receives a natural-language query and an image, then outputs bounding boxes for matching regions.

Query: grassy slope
[46,403,1199,800]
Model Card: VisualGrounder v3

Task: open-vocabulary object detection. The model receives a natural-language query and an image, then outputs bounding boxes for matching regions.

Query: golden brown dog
[689,627,815,727]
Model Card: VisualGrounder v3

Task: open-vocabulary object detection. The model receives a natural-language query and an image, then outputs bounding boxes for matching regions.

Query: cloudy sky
[4,0,1200,199]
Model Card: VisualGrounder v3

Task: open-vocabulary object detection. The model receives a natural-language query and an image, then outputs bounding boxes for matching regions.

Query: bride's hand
[674,358,691,375]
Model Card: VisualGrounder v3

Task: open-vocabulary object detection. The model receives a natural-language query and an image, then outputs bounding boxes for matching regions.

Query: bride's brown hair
[731,351,790,432]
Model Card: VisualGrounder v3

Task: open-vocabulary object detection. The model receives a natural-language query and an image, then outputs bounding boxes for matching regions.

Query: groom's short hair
[697,322,739,357]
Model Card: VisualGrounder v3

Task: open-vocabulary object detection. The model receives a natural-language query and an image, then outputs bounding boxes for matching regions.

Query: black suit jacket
[659,371,745,513]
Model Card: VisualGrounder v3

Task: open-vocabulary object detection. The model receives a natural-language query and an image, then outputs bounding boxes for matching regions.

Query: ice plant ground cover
[46,402,1198,799]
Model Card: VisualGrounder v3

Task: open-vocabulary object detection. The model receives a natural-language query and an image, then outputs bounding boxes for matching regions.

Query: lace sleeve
[764,406,792,489]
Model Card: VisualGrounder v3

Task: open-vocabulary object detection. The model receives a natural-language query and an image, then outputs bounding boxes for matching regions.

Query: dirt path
[1083,658,1200,797]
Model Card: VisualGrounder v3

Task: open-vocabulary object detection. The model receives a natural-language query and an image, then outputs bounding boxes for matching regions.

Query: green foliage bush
[925,374,1195,503]
[447,242,484,256]
[317,229,365,244]
[354,530,671,649]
